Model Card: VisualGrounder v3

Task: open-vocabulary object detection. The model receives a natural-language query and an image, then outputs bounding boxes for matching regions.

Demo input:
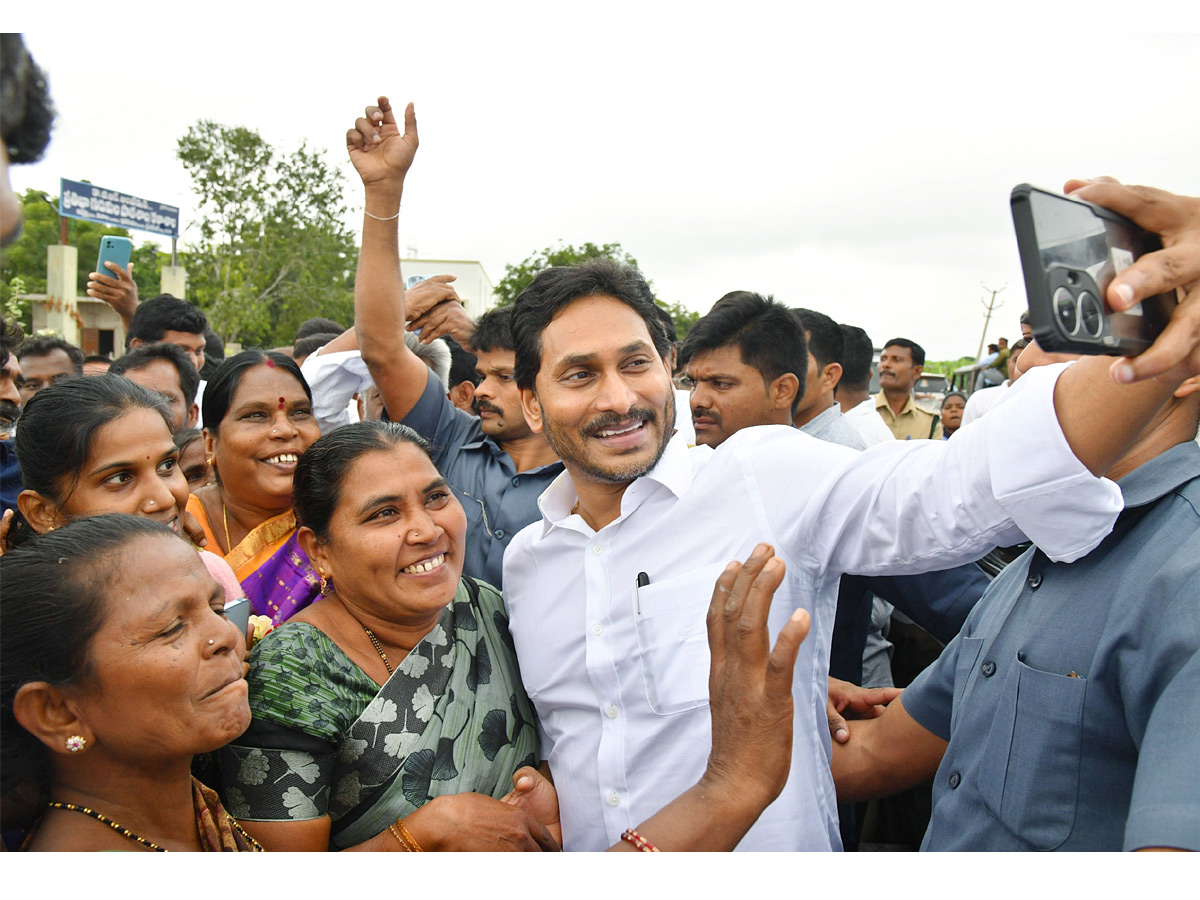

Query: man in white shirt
[501,235,1193,850]
[836,324,895,448]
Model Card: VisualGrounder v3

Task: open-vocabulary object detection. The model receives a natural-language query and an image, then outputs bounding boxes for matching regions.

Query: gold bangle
[398,819,423,852]
[388,822,410,851]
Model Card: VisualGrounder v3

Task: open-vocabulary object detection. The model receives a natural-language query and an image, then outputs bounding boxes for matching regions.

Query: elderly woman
[187,350,323,624]
[1,515,262,851]
[223,420,811,851]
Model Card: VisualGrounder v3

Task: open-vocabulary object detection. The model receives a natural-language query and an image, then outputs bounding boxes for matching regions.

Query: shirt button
[592,545,603,556]
[607,792,621,807]
[948,771,961,789]
[605,705,619,719]
[981,660,996,677]
[511,477,520,487]
[591,623,604,636]
[1027,572,1042,590]
[494,528,505,539]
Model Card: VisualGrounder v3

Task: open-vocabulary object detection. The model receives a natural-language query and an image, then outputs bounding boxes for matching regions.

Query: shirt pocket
[633,563,726,716]
[978,657,1086,849]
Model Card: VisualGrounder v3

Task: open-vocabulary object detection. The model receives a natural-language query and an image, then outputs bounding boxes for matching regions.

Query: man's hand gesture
[346,96,418,193]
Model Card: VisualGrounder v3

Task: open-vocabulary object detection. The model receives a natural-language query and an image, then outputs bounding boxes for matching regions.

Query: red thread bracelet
[620,828,660,852]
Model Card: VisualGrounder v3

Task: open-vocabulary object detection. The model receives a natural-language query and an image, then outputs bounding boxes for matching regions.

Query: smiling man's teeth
[403,553,445,574]
[265,453,299,465]
[598,422,642,438]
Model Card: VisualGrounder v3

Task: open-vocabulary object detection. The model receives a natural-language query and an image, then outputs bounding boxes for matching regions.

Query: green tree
[0,188,166,329]
[177,121,357,347]
[493,241,697,341]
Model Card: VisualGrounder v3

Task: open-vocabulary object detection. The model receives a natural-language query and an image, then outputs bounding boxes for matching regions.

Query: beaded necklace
[45,800,265,852]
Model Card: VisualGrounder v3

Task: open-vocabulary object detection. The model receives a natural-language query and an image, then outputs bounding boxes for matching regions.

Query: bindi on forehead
[265,357,276,368]
[278,397,286,410]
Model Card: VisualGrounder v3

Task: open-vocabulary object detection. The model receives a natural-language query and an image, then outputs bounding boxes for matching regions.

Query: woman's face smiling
[309,443,467,626]
[209,364,320,514]
[70,534,250,763]
[57,407,190,533]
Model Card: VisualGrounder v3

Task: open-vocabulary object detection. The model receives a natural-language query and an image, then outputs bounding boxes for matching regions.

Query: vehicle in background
[913,373,948,411]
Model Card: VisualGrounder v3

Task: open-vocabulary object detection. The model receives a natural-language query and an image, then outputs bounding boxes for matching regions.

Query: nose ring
[208,639,215,646]
[147,499,155,508]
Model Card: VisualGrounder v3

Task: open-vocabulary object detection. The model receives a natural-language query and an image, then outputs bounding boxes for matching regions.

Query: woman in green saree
[221,420,554,850]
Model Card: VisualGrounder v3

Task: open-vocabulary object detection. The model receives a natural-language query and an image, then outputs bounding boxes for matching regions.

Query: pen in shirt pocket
[635,571,649,613]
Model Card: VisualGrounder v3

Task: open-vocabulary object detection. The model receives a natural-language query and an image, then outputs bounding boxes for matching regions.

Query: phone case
[95,235,133,279]
[1011,184,1176,356]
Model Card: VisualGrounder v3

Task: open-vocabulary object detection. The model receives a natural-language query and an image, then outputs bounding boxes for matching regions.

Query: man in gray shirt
[834,341,1200,851]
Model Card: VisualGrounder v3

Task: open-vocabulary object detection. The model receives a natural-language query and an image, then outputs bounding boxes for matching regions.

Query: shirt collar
[875,391,918,415]
[536,431,696,537]
[1116,440,1200,509]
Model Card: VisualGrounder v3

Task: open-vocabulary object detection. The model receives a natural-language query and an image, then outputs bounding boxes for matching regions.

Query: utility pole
[975,283,1005,362]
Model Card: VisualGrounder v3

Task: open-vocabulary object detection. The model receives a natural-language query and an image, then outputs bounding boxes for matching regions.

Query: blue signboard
[59,178,180,238]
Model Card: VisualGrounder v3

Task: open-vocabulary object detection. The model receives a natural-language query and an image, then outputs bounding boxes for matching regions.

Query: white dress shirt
[503,362,1123,851]
[962,381,1010,427]
[299,348,367,434]
[843,396,896,447]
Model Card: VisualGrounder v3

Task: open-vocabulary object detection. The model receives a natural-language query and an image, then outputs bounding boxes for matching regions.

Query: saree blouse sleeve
[220,623,378,823]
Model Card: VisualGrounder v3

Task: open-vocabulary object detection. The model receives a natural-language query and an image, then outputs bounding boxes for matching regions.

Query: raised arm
[346,96,432,422]
[1051,179,1200,475]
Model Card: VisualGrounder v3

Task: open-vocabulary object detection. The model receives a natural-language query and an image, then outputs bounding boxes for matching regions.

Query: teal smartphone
[95,235,132,279]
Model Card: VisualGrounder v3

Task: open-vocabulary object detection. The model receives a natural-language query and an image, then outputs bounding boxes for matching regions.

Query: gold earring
[65,735,87,753]
[317,567,329,596]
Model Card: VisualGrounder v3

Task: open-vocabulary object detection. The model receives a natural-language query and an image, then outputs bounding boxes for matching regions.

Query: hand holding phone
[1011,184,1177,357]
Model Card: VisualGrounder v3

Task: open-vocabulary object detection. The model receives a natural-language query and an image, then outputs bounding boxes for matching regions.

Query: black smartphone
[1011,184,1176,356]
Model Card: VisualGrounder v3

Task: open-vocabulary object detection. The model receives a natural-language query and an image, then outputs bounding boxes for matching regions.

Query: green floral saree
[221,577,538,849]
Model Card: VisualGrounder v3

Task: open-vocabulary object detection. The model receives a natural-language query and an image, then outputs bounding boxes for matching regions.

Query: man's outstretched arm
[831,694,947,804]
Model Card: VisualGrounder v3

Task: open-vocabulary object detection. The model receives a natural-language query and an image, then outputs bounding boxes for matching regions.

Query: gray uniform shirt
[400,370,563,589]
[904,440,1200,851]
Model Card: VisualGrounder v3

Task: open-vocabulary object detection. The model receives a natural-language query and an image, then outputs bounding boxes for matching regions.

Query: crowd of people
[2,35,1199,853]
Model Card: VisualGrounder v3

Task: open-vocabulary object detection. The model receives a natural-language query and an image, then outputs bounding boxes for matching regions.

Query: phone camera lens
[1054,287,1078,334]
[1078,292,1103,338]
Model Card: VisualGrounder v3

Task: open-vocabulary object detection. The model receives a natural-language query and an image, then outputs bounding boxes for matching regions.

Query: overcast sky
[10,10,1200,360]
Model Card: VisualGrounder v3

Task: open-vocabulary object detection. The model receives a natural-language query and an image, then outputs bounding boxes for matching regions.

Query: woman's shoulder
[246,622,377,740]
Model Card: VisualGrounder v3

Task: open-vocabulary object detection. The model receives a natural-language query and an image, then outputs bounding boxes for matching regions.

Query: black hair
[82,354,112,368]
[470,307,515,354]
[295,317,345,342]
[173,427,202,453]
[293,333,340,364]
[0,317,24,369]
[793,308,844,371]
[8,376,172,549]
[110,342,200,407]
[1019,310,1030,326]
[1011,337,1029,352]
[0,34,54,166]
[882,337,926,367]
[652,304,676,346]
[293,420,433,541]
[203,327,224,359]
[838,324,874,391]
[511,258,670,391]
[678,291,807,412]
[443,337,479,389]
[941,391,967,408]
[127,295,207,344]
[1,515,179,798]
[16,334,84,372]
[201,350,311,436]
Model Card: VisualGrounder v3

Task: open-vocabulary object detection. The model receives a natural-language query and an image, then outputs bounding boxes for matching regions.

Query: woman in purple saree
[188,350,323,625]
